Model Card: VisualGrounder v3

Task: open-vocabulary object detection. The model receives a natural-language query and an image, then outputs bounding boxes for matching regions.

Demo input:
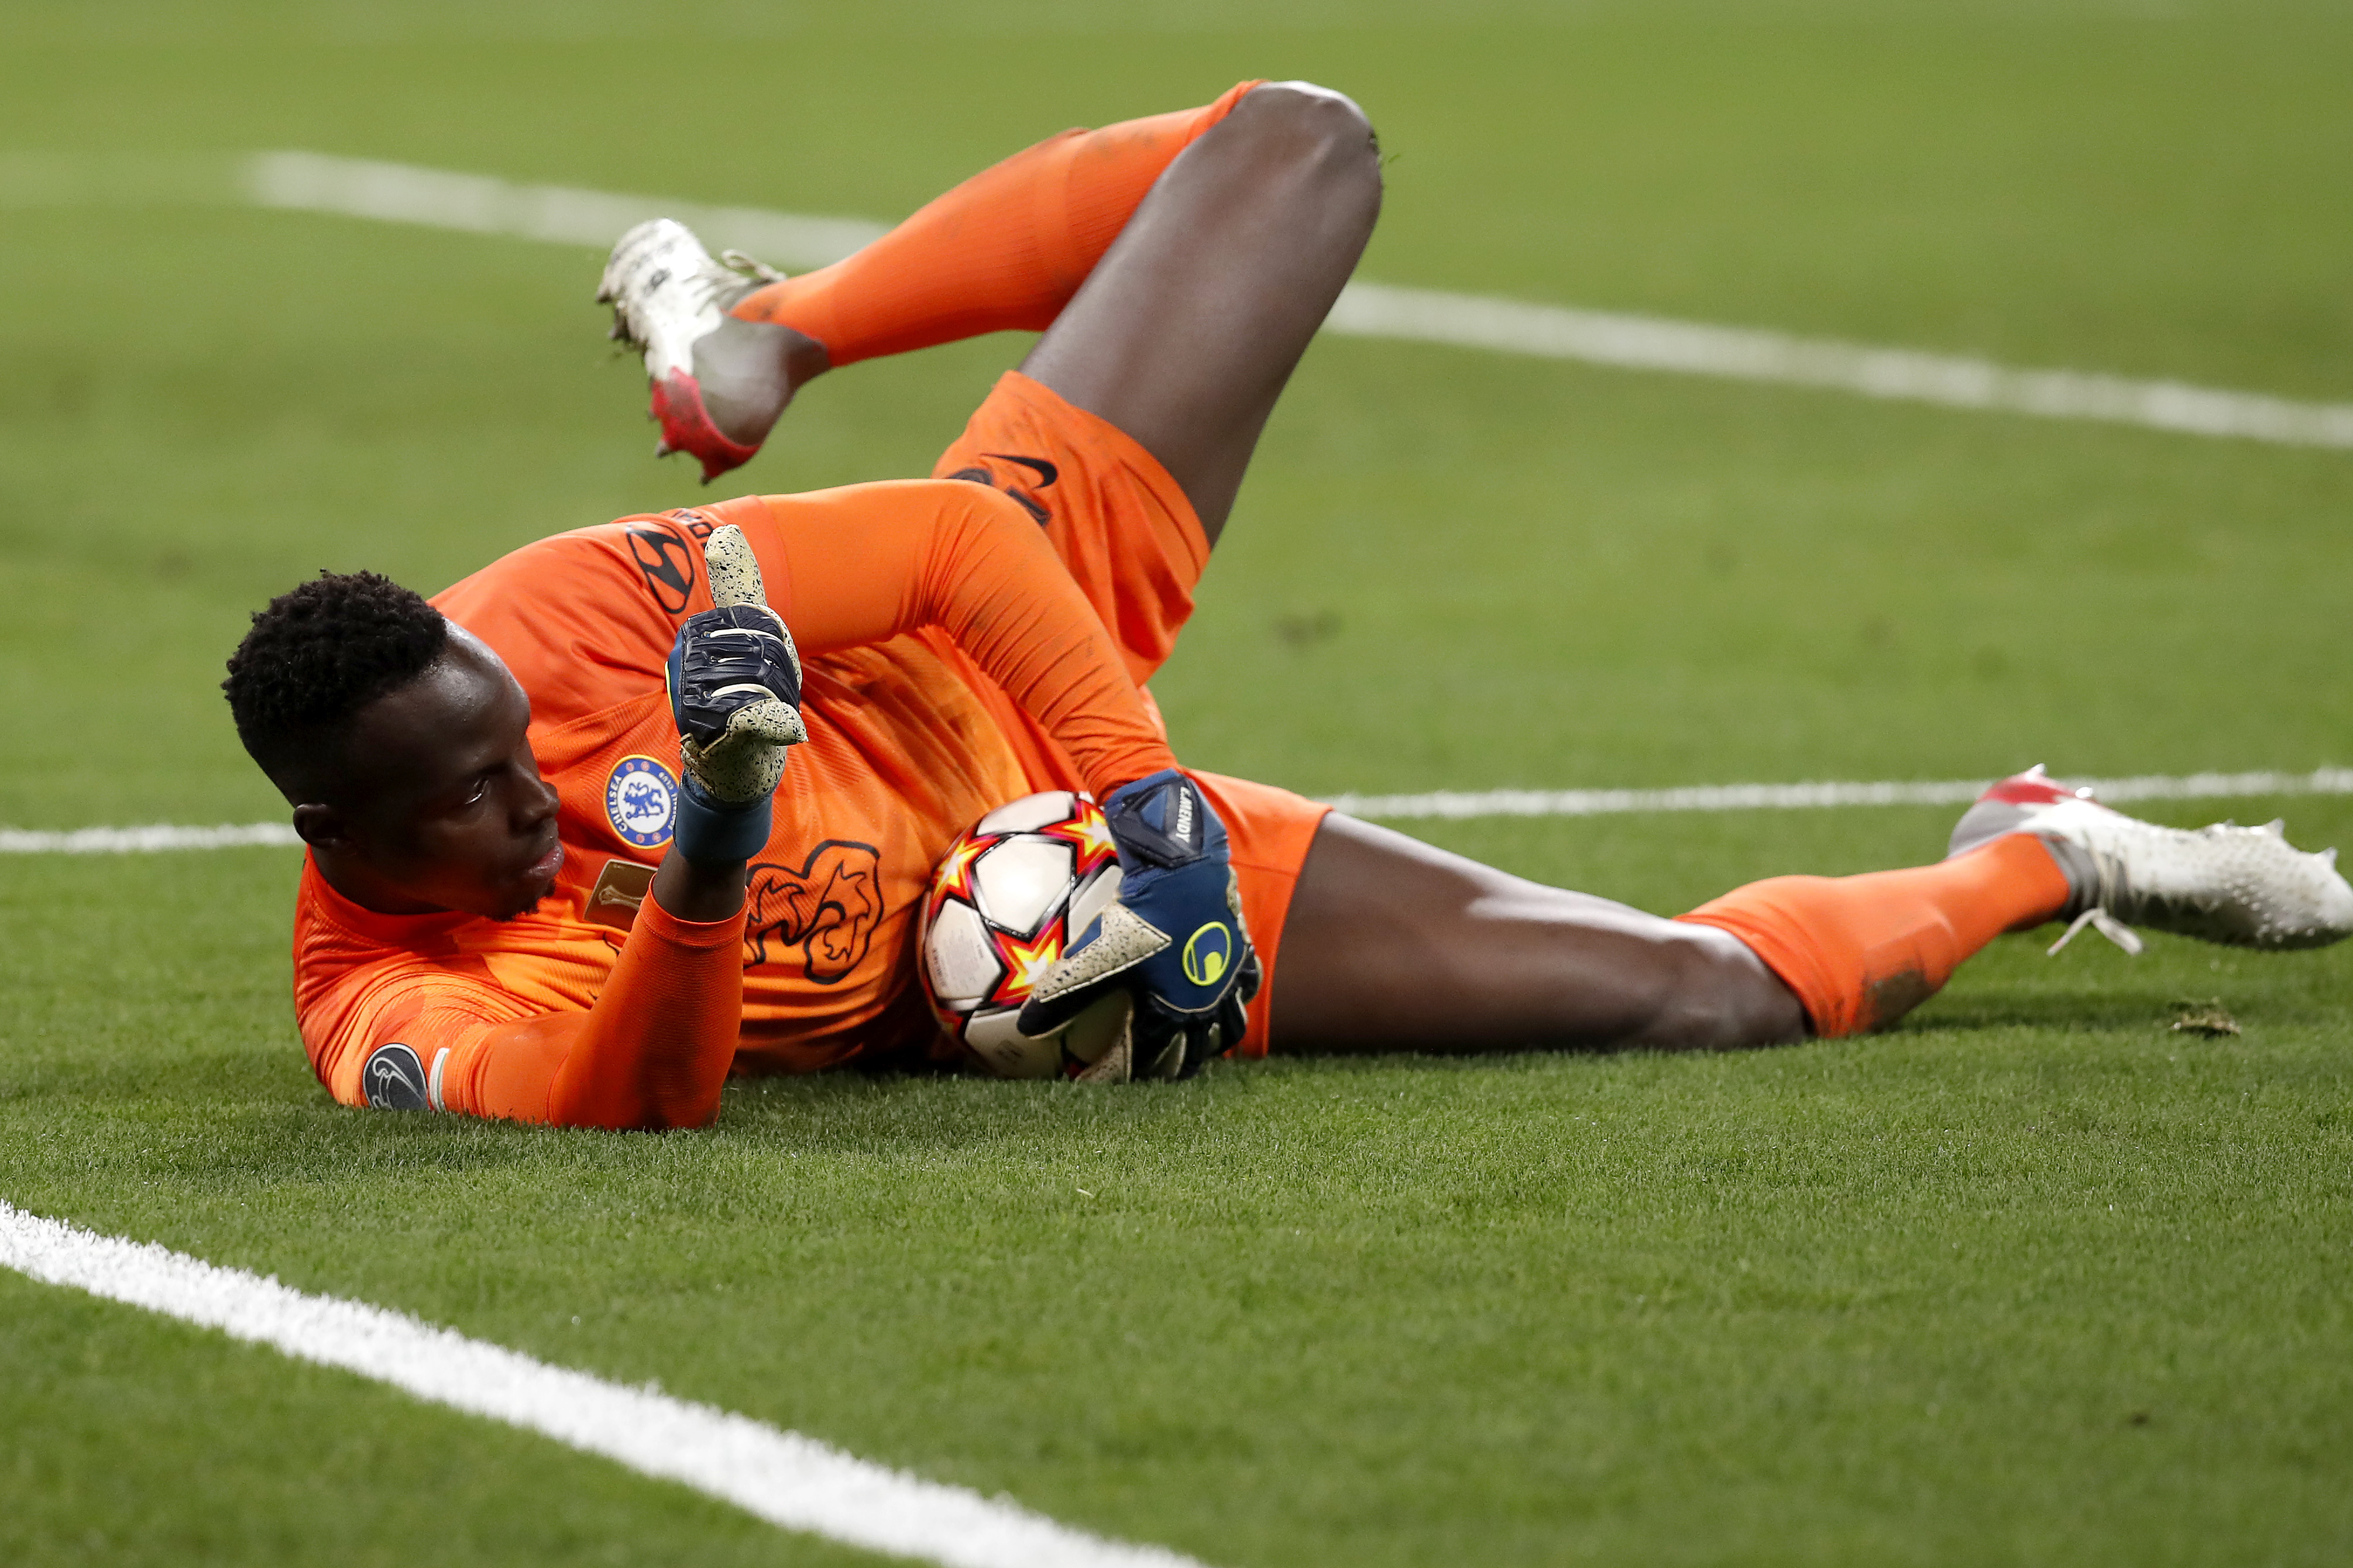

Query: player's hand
[665,524,806,863]
[1019,769,1260,1079]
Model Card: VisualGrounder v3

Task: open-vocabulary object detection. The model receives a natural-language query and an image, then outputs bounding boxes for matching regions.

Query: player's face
[335,631,565,920]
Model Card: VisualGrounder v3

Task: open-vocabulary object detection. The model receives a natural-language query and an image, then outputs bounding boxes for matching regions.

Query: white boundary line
[0,822,301,853]
[9,148,2351,449]
[11,768,2352,851]
[1323,284,2353,449]
[239,150,2353,450]
[0,1200,1208,1568]
[1325,766,2353,821]
[242,151,891,273]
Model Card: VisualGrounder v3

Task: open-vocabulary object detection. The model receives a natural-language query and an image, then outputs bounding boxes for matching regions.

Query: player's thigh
[1018,83,1380,544]
[933,372,1205,689]
[1269,814,1802,1054]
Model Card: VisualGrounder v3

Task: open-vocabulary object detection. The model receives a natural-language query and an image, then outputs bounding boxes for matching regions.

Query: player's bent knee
[1236,81,1382,189]
[1258,80,1375,135]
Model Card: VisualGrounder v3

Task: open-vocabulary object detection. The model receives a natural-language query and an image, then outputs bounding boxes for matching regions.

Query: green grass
[5,2,2353,1563]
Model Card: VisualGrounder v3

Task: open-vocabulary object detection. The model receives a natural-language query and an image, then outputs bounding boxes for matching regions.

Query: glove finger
[1072,1031,1132,1084]
[1197,1016,1229,1078]
[1068,992,1135,1084]
[718,697,807,749]
[1017,973,1114,1039]
[698,616,799,684]
[1022,903,1170,1024]
[705,524,768,610]
[1232,945,1263,1007]
[771,613,802,686]
[683,737,787,806]
[727,604,803,689]
[685,702,805,800]
[1132,1012,1187,1082]
[1213,992,1250,1062]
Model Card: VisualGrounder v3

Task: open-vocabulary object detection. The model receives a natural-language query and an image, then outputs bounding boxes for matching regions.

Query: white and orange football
[920,791,1132,1078]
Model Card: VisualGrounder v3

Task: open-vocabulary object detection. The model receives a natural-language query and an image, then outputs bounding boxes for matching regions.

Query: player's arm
[737,484,1253,1078]
[738,481,1176,796]
[334,880,748,1128]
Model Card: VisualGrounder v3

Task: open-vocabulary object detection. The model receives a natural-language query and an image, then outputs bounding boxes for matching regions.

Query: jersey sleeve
[717,482,1180,795]
[320,896,746,1130]
[437,489,1175,792]
[430,518,706,730]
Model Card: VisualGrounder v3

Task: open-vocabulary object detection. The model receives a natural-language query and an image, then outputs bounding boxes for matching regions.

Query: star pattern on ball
[988,927,1064,1009]
[930,832,991,906]
[1042,806,1118,875]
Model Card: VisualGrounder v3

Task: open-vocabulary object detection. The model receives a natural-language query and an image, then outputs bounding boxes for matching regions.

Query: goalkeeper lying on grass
[223,81,2353,1128]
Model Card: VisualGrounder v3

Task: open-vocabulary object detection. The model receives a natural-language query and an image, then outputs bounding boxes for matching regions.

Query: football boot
[598,219,788,483]
[1947,765,2353,954]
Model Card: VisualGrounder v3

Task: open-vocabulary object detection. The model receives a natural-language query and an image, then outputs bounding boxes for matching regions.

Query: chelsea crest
[604,755,679,848]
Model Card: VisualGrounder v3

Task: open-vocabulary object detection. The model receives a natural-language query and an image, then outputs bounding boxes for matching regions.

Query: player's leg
[603,82,1265,482]
[729,82,1260,370]
[1269,816,2069,1053]
[915,84,1379,687]
[1016,82,1381,544]
[1269,766,2353,1053]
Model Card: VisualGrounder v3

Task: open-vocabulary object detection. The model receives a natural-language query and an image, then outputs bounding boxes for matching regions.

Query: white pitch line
[0,1200,1209,1568]
[0,821,301,854]
[1317,766,2353,820]
[243,150,889,274]
[9,768,2352,851]
[11,148,2348,449]
[236,152,2353,451]
[1323,284,2353,450]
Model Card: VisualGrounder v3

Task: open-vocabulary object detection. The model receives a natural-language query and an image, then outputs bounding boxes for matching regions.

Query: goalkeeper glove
[1018,769,1260,1080]
[664,524,806,864]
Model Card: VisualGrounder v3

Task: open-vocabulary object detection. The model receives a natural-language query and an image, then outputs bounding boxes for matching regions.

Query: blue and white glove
[1018,769,1260,1079]
[664,524,806,864]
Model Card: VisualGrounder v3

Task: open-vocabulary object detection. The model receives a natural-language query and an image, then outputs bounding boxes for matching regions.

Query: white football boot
[597,218,782,482]
[1947,765,2353,954]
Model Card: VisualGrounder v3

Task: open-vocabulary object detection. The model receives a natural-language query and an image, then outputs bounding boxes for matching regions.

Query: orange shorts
[934,372,1329,1057]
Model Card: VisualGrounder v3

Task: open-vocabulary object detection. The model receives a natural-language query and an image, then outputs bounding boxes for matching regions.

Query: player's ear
[291,803,349,850]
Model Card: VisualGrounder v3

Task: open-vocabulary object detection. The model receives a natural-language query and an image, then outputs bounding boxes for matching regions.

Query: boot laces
[2046,906,2144,957]
[605,231,782,345]
[719,249,785,284]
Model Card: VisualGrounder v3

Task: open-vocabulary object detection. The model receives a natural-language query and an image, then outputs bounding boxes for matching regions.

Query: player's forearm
[924,501,1177,791]
[649,845,747,923]
[540,878,747,1129]
[761,486,1175,792]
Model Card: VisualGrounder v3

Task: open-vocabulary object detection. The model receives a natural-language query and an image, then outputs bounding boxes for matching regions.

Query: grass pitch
[5,3,2353,1564]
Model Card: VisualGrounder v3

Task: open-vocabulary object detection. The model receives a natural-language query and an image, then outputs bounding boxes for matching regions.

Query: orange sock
[1677,835,2070,1037]
[730,80,1262,365]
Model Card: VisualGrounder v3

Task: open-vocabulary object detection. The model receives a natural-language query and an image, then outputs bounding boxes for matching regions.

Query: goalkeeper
[225,82,2352,1127]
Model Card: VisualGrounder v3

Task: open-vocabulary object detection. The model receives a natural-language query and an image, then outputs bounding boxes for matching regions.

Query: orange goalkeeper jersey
[293,480,1177,1116]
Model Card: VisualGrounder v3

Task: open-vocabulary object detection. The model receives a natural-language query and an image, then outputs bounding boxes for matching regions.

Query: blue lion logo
[620,778,666,819]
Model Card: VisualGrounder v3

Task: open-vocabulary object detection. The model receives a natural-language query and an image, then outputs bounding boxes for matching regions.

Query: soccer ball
[920,791,1131,1078]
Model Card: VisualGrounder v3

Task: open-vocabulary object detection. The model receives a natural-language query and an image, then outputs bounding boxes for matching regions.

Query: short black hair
[224,570,449,792]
